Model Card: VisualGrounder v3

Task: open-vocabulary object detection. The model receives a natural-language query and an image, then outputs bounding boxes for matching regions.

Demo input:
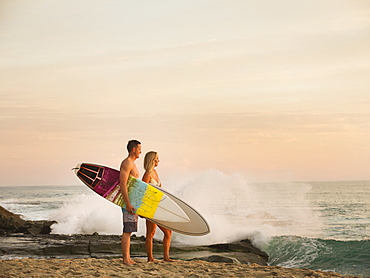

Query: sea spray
[164,169,273,246]
[162,170,323,247]
[50,170,323,246]
[51,194,122,235]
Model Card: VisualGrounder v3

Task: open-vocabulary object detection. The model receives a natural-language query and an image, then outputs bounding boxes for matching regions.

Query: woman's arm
[142,171,151,183]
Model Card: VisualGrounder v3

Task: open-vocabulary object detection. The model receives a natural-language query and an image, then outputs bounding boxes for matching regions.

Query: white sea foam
[51,194,122,235]
[50,170,323,247]
[161,170,323,247]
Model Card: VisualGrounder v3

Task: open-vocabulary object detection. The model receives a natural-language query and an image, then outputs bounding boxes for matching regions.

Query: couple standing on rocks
[119,139,174,265]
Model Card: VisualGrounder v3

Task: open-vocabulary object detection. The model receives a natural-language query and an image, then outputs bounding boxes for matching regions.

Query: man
[119,139,141,265]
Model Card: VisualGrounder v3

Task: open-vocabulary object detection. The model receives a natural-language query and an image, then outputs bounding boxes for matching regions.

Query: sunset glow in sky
[1,0,370,185]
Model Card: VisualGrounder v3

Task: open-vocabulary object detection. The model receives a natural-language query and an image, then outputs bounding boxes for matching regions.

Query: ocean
[1,171,369,277]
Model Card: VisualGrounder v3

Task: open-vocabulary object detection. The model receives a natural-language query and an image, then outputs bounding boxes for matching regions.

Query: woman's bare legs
[145,220,158,262]
[158,225,174,262]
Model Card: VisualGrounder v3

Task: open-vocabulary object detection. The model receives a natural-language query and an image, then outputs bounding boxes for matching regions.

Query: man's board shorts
[121,207,138,233]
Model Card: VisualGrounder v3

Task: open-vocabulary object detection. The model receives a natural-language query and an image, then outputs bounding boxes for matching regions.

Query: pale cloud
[1,1,370,184]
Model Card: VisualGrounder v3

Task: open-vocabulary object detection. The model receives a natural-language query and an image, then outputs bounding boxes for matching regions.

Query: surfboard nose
[72,163,81,175]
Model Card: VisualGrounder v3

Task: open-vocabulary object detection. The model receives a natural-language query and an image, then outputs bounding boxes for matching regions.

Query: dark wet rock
[0,206,27,232]
[206,239,269,265]
[196,255,241,264]
[0,206,56,235]
[169,239,268,265]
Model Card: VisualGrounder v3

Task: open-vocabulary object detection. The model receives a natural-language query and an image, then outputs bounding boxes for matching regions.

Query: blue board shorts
[122,207,138,233]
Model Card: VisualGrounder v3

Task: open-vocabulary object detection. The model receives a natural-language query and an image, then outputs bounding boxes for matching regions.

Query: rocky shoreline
[0,206,268,265]
[0,233,269,265]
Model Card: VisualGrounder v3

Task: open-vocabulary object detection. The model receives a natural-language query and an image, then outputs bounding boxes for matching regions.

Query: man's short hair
[127,139,141,153]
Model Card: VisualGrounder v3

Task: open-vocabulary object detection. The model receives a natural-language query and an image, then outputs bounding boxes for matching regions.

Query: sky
[1,0,370,186]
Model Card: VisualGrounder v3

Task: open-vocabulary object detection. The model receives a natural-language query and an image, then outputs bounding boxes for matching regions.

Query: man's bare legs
[121,232,135,265]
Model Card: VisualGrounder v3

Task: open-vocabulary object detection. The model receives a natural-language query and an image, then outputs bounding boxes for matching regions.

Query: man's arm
[119,160,136,214]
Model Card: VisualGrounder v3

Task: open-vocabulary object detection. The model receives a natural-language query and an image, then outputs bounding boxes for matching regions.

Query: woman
[142,151,174,262]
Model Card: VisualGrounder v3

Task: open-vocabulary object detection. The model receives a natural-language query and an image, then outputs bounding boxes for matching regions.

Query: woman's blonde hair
[144,151,157,172]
